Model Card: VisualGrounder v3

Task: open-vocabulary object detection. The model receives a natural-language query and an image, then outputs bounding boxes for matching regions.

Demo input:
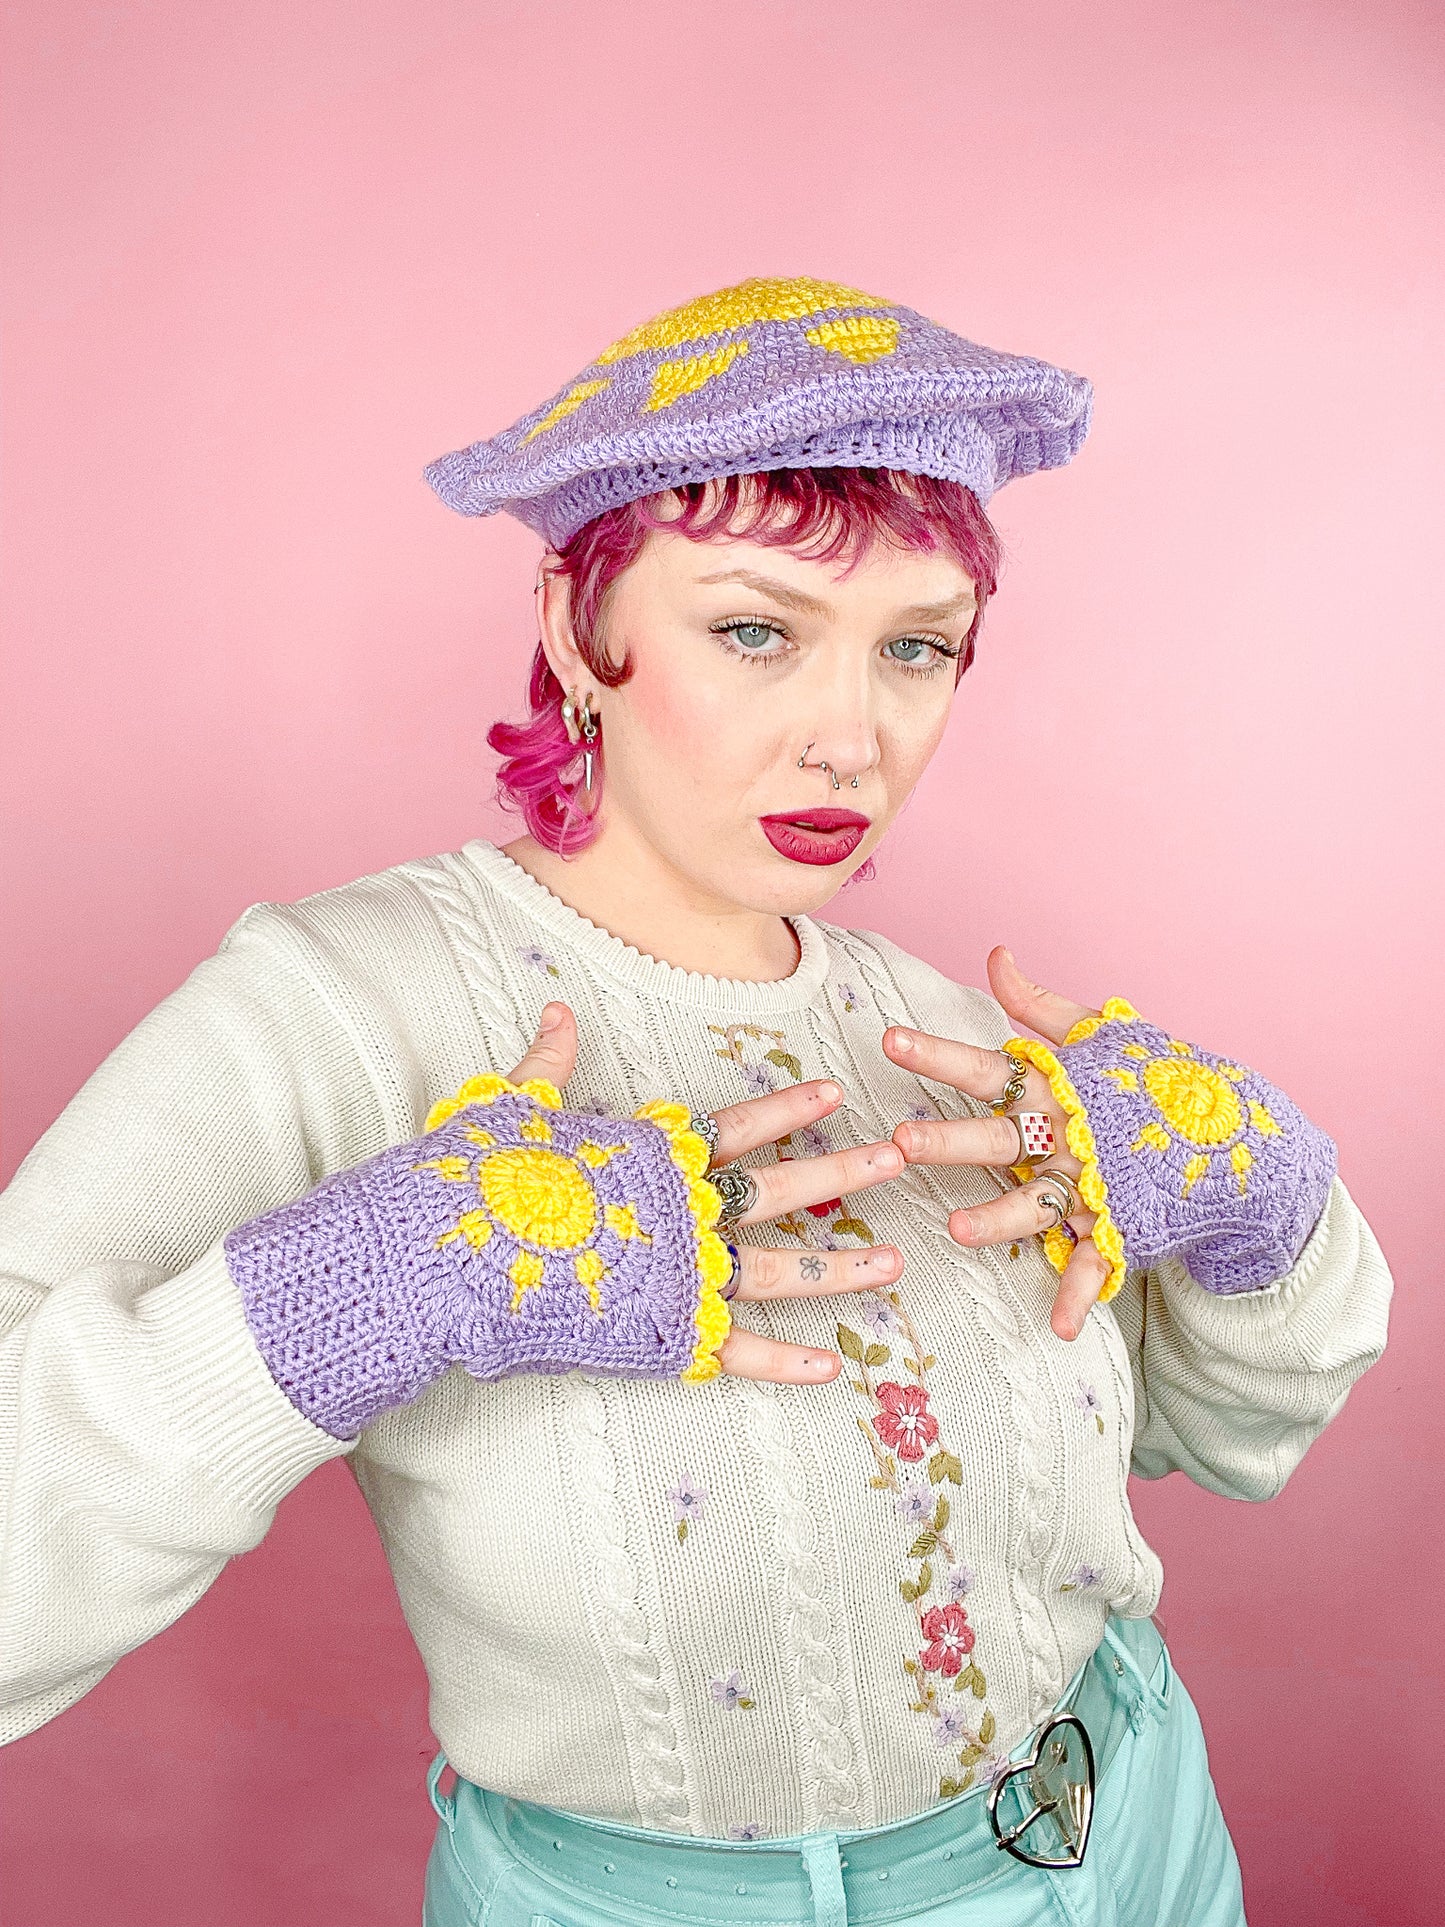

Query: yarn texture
[223,1074,731,1441]
[1007,1001,1339,1302]
[423,275,1093,544]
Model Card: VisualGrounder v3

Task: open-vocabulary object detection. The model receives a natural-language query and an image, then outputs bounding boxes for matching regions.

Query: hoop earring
[562,689,600,794]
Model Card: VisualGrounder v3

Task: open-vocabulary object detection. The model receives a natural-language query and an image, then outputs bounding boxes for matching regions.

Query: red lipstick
[759,808,871,866]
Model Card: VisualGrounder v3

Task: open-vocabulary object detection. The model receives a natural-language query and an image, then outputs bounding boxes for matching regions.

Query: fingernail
[539,1004,564,1032]
[818,1082,842,1104]
[955,1211,976,1241]
[870,1146,903,1172]
[863,1249,894,1271]
[891,1031,914,1053]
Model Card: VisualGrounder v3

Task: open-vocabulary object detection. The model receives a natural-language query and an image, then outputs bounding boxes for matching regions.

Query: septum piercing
[795,741,860,790]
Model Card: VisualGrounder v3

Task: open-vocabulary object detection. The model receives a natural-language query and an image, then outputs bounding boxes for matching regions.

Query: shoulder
[813,922,1012,1050]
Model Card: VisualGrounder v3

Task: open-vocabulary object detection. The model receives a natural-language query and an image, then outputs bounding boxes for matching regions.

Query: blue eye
[886,637,935,663]
[726,621,778,651]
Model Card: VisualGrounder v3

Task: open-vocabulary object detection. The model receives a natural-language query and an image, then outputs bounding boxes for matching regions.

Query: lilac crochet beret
[423,275,1093,545]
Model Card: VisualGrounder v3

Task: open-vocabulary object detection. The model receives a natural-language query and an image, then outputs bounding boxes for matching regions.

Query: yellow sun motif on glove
[1100,1037,1283,1198]
[413,1090,642,1313]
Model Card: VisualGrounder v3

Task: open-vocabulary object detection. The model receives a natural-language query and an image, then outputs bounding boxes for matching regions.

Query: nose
[796,662,880,789]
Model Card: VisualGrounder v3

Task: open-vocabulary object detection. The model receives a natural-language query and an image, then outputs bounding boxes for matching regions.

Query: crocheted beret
[423,275,1093,546]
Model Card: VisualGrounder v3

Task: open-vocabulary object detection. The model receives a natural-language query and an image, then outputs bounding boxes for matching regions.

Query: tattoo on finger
[799,1255,825,1281]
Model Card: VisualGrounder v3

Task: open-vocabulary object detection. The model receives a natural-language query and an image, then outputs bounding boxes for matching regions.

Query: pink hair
[486,467,1004,860]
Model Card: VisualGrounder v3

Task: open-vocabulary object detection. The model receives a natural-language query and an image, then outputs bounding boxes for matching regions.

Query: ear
[535,551,588,695]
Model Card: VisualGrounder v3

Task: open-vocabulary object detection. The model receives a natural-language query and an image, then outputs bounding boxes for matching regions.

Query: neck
[499,821,803,983]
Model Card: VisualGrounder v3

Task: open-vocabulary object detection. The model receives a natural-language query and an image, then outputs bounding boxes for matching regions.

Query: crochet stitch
[423,275,1093,544]
[224,1076,732,1441]
[1006,1001,1338,1300]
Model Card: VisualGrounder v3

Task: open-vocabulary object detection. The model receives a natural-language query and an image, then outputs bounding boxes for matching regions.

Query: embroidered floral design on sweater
[1076,1381,1106,1437]
[839,1293,999,1801]
[1060,1562,1104,1594]
[518,944,561,977]
[728,1820,765,1841]
[667,1474,709,1543]
[706,1023,877,1246]
[709,1669,756,1710]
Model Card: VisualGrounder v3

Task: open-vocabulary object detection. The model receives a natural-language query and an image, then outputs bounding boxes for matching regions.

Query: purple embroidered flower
[1060,1563,1104,1593]
[860,1294,898,1340]
[945,1561,976,1601]
[518,944,560,977]
[709,1669,755,1711]
[837,982,860,1013]
[932,1706,973,1748]
[742,1063,776,1098]
[795,1123,832,1160]
[905,1102,935,1122]
[667,1475,709,1541]
[984,1751,1014,1791]
[727,1821,764,1841]
[894,1480,934,1525]
[1077,1381,1106,1435]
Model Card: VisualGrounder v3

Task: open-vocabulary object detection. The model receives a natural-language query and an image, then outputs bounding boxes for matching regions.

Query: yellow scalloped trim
[424,1073,563,1133]
[1003,1003,1141,1304]
[633,1100,731,1381]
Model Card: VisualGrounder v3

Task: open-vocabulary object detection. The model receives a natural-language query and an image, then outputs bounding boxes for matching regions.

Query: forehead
[631,522,978,616]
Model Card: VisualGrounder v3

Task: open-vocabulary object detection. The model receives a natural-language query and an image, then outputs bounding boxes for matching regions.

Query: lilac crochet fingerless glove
[224,1075,733,1440]
[1006,1000,1337,1300]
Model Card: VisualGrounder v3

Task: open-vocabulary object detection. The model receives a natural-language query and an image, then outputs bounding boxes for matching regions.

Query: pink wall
[2,2,1440,1921]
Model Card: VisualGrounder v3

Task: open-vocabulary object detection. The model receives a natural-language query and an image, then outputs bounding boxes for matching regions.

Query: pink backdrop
[3,3,1440,1922]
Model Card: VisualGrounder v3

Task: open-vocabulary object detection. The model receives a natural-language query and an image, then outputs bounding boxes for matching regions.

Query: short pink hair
[487,467,1004,858]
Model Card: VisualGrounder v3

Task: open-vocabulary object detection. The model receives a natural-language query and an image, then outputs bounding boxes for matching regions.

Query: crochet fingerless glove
[1005,1000,1337,1302]
[224,1075,734,1440]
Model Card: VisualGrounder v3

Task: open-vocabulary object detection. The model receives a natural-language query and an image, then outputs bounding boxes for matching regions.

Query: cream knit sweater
[0,840,1392,1836]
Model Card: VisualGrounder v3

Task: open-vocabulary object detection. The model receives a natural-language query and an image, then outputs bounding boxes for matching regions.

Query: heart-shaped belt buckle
[986,1711,1095,1869]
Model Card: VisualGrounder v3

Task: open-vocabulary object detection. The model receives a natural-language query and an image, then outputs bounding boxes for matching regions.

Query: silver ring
[1033,1168,1081,1226]
[719,1239,741,1301]
[1008,1110,1056,1165]
[689,1111,721,1169]
[990,1051,1029,1112]
[713,1167,758,1224]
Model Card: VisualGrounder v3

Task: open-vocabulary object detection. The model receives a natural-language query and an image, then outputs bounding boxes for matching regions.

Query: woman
[0,276,1391,1925]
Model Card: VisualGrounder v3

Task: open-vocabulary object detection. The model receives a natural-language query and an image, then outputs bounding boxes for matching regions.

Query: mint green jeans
[422,1615,1247,1926]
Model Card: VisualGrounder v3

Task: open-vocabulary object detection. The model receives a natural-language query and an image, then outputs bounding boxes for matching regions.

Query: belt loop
[800,1833,848,1927]
[1101,1618,1168,1726]
[427,1750,458,1834]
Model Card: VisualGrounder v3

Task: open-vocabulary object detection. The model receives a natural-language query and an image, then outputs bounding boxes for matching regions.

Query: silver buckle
[985,1712,1095,1869]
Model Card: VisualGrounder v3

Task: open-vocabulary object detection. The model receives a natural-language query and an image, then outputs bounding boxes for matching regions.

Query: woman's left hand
[883,945,1108,1343]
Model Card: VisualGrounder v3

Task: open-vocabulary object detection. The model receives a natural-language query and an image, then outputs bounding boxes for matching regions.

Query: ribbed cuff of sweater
[146,1242,358,1495]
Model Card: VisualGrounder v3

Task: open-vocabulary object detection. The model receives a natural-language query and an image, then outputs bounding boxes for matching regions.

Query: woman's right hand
[508,1002,907,1385]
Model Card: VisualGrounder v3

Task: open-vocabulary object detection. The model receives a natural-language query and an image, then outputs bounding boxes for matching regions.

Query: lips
[758,809,871,867]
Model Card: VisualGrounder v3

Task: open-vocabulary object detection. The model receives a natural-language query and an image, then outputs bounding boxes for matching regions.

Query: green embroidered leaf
[922,1354,936,1368]
[677,1521,688,1543]
[980,1710,996,1745]
[937,1450,963,1485]
[908,1531,937,1558]
[904,1356,923,1378]
[851,1379,868,1394]
[927,1450,947,1485]
[1096,1415,1106,1436]
[933,1496,951,1532]
[957,1741,985,1769]
[971,1671,987,1700]
[954,1663,984,1697]
[900,1578,919,1602]
[836,1324,866,1362]
[831,1218,874,1244]
[939,1776,962,1800]
[856,1416,879,1444]
[902,1657,918,1675]
[869,1475,891,1489]
[764,1049,804,1080]
[738,1698,755,1710]
[916,1558,934,1596]
[863,1344,890,1368]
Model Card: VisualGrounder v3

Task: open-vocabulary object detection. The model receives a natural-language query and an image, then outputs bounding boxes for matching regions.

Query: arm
[0,905,380,1744]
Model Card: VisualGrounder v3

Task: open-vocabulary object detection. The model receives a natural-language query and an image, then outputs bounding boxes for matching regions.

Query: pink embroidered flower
[806,1196,844,1219]
[872,1382,940,1463]
[919,1603,976,1677]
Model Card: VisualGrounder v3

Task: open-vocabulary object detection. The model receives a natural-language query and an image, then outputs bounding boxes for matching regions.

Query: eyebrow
[693,567,976,623]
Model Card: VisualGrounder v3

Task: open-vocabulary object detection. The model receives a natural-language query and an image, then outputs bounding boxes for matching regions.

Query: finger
[503,1002,578,1090]
[893,1112,1055,1170]
[718,1324,846,1384]
[985,946,1098,1048]
[947,1181,1093,1250]
[1050,1235,1112,1341]
[732,1243,904,1302]
[726,1140,904,1226]
[709,1080,845,1163]
[882,1026,1053,1109]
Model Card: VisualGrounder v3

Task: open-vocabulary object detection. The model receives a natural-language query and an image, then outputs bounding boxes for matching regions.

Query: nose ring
[797,741,861,789]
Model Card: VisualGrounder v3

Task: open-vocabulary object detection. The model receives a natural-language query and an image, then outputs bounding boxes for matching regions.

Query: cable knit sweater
[0,839,1392,1836]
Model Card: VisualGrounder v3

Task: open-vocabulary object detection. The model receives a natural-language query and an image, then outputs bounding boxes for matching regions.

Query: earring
[562,689,600,793]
